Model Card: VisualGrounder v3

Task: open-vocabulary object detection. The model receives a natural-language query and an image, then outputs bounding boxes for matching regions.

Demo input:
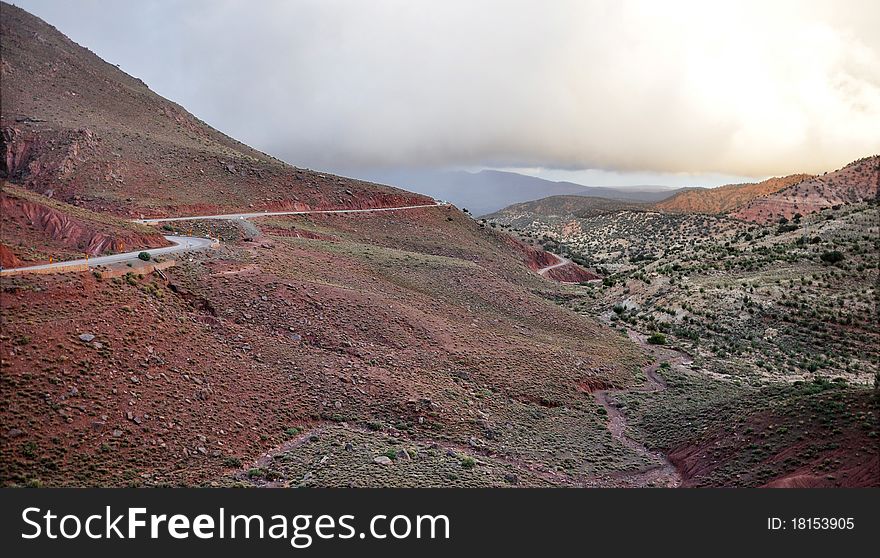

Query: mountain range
[352,168,684,216]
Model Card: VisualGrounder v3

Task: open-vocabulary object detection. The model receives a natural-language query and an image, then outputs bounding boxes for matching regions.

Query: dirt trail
[590,327,692,487]
[232,319,693,488]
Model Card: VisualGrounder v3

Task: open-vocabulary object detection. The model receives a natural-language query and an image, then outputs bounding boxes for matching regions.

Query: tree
[138,252,151,261]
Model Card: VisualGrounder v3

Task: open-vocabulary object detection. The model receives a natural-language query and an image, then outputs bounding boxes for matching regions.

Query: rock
[126,411,134,420]
[197,446,207,455]
[93,342,104,350]
[7,428,24,438]
[78,333,95,342]
[112,429,123,437]
[504,473,519,485]
[373,455,393,466]
[344,442,354,452]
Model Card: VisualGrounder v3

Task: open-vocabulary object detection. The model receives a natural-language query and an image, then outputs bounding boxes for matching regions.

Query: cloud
[17,0,880,176]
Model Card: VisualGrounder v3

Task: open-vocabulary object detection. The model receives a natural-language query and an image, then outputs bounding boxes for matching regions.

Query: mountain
[731,156,879,223]
[2,3,874,489]
[653,174,811,214]
[485,195,649,221]
[1,3,645,488]
[354,168,682,216]
[0,2,428,218]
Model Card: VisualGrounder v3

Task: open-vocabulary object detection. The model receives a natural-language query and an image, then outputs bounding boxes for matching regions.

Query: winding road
[0,235,216,275]
[1,202,446,275]
[537,253,574,277]
[135,202,445,223]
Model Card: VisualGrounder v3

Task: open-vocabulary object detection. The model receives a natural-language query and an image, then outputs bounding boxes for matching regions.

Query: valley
[1,2,877,490]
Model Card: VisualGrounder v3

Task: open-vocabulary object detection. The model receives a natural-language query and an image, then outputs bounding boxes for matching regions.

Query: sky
[12,0,880,188]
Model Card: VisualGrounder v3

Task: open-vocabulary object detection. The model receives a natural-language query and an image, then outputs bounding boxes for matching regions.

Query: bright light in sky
[14,0,880,181]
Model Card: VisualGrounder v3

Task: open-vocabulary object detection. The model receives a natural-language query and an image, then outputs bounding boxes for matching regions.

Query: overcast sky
[13,0,880,187]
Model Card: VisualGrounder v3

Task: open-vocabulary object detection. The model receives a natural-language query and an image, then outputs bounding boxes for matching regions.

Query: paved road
[136,202,445,223]
[0,235,216,275]
[2,201,446,274]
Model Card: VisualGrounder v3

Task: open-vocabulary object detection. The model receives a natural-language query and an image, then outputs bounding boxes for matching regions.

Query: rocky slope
[654,174,811,214]
[0,4,646,488]
[731,156,878,223]
[1,182,168,264]
[0,2,429,217]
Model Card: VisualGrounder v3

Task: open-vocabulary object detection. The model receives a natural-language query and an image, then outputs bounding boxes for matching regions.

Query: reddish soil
[654,174,810,214]
[667,393,879,488]
[503,235,559,272]
[544,263,599,283]
[1,186,168,264]
[0,243,22,267]
[732,156,879,223]
[0,206,644,486]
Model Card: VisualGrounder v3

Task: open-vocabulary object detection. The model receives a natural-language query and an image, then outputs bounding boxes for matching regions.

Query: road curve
[2,202,447,275]
[0,235,215,275]
[537,253,573,276]
[135,202,445,223]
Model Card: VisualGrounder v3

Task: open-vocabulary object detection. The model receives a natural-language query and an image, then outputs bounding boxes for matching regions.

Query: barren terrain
[1,2,876,488]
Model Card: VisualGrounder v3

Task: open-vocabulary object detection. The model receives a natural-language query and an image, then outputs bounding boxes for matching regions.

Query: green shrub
[647,332,667,345]
[820,251,844,264]
[137,251,151,261]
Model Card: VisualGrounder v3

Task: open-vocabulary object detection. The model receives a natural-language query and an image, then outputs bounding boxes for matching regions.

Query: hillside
[0,3,650,488]
[357,168,682,217]
[2,3,874,489]
[654,174,811,214]
[0,2,429,217]
[1,181,169,266]
[486,195,649,221]
[731,156,879,223]
[484,156,879,487]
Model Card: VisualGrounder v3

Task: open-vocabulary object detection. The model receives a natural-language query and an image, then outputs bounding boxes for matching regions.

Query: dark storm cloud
[14,0,880,176]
